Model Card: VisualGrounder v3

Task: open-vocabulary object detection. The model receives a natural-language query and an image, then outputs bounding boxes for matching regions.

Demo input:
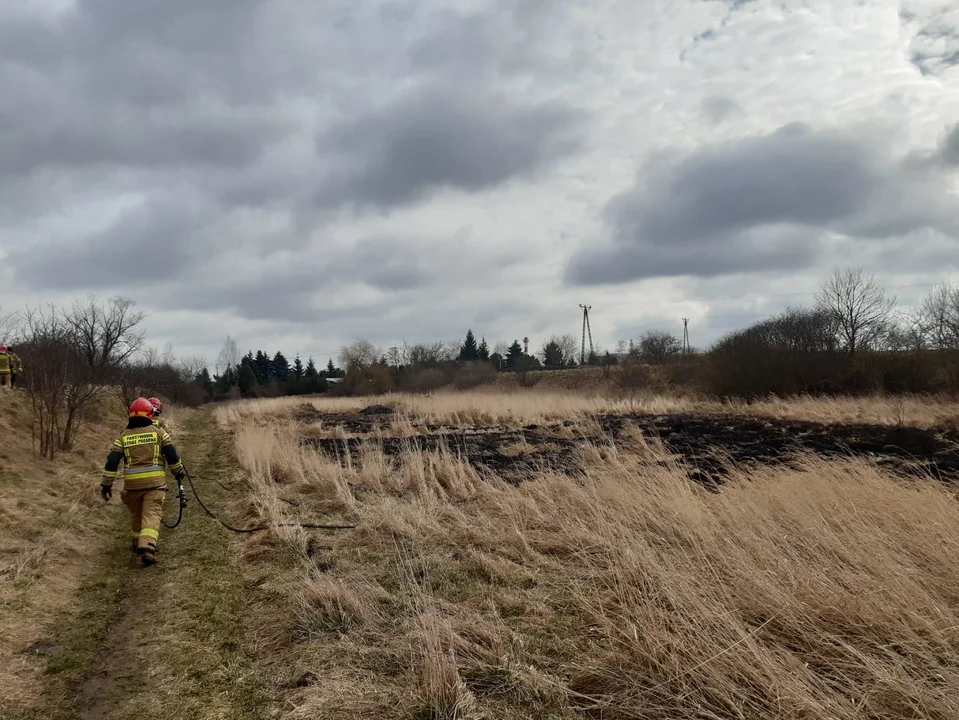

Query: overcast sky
[1,0,957,366]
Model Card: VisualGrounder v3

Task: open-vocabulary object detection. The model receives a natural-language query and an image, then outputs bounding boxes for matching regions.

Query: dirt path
[27,409,268,720]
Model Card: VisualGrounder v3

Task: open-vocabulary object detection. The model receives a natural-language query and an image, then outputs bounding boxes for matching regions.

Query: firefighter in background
[101,397,187,566]
[148,397,167,430]
[0,346,10,389]
[9,348,23,389]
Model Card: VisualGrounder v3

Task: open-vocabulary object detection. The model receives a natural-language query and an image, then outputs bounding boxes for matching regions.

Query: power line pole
[682,317,690,355]
[586,308,594,360]
[579,304,589,364]
[579,304,594,365]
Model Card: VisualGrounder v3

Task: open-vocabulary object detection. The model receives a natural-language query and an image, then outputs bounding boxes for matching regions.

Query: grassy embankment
[1,394,268,720]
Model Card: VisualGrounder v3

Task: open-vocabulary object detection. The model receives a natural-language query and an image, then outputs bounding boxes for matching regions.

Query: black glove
[100,484,112,501]
[175,471,186,483]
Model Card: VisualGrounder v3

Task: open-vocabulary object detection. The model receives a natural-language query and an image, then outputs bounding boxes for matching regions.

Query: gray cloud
[701,96,739,125]
[565,123,959,285]
[902,5,959,76]
[940,123,959,166]
[315,85,584,211]
[331,238,434,291]
[9,193,201,290]
[1,0,586,303]
[147,231,511,325]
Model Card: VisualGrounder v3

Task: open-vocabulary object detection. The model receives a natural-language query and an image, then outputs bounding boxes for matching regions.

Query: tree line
[706,269,959,396]
[202,337,345,400]
[4,267,959,458]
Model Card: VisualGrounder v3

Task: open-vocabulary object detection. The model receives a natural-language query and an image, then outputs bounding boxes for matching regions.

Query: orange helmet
[147,397,163,415]
[129,397,155,419]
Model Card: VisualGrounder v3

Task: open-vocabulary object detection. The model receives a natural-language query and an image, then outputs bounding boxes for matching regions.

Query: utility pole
[682,317,690,355]
[579,304,594,365]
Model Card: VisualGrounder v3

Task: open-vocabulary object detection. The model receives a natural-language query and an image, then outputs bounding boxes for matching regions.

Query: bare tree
[916,282,959,350]
[815,268,896,356]
[216,335,240,377]
[180,355,208,379]
[883,309,928,352]
[17,296,146,457]
[63,296,145,448]
[160,341,176,367]
[637,330,682,364]
[553,333,578,366]
[386,346,402,368]
[0,306,20,343]
[20,305,75,459]
[339,339,381,370]
[67,295,145,374]
[401,341,454,368]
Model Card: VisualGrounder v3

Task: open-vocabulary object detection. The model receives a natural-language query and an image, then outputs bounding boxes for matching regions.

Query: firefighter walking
[148,397,167,430]
[101,397,187,566]
[0,345,10,389]
[9,348,22,389]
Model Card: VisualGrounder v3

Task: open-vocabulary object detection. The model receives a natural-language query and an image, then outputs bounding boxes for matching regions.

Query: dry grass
[217,387,959,430]
[0,391,122,709]
[737,392,959,427]
[224,393,959,719]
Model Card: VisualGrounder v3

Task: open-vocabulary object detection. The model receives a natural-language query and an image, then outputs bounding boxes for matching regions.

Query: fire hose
[162,465,356,533]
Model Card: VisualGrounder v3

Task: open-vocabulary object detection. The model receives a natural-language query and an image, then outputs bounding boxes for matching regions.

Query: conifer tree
[237,358,258,397]
[272,351,289,383]
[458,329,479,361]
[254,350,272,384]
[506,339,524,368]
[325,358,343,378]
[478,337,490,362]
[304,356,328,394]
[195,368,214,399]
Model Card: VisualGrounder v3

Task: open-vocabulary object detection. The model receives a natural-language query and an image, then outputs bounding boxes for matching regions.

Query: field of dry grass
[219,387,959,429]
[221,390,959,719]
[0,390,127,710]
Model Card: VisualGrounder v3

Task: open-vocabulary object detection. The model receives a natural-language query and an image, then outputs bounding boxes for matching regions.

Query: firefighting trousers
[120,487,166,552]
[0,373,9,387]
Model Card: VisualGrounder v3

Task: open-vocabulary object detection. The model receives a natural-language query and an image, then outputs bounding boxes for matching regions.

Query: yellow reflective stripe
[169,460,183,472]
[123,467,166,480]
[124,465,165,474]
[139,528,159,540]
[124,474,166,482]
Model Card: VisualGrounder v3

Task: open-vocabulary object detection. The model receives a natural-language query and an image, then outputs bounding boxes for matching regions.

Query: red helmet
[0,346,6,353]
[129,397,155,419]
[147,397,163,414]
